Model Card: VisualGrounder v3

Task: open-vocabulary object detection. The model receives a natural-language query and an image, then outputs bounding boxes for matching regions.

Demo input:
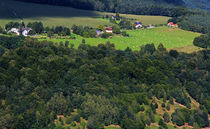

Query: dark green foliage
[0,27,3,33]
[140,106,145,112]
[159,119,167,128]
[193,34,210,49]
[0,36,209,128]
[27,22,44,33]
[0,45,5,56]
[15,0,188,17]
[121,31,129,37]
[82,39,86,44]
[46,93,68,115]
[72,25,96,38]
[119,19,133,29]
[100,32,112,39]
[54,26,71,36]
[0,35,24,49]
[112,25,121,34]
[5,22,20,30]
[66,118,72,125]
[161,103,166,108]
[169,50,179,58]
[116,13,121,20]
[163,112,170,123]
[166,104,170,111]
[169,97,174,105]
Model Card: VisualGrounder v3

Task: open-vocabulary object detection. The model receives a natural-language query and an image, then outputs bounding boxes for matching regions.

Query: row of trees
[0,35,209,128]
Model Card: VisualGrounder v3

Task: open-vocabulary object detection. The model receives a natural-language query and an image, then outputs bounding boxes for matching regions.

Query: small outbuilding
[105,27,113,33]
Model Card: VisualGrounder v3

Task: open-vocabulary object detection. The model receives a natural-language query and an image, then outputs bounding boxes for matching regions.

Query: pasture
[0,0,169,28]
[39,27,200,51]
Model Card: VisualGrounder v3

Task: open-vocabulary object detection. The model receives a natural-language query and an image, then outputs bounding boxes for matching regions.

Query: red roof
[105,27,112,30]
[169,22,174,25]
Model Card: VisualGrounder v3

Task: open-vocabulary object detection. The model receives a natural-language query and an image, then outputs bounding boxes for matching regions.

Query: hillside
[183,0,210,10]
[0,0,169,28]
[14,0,210,11]
[0,36,209,129]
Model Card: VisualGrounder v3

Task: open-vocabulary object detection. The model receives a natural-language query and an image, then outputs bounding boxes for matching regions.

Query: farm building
[8,27,32,36]
[96,30,104,35]
[133,21,143,29]
[105,27,113,33]
[22,28,32,36]
[9,28,20,35]
[168,22,178,28]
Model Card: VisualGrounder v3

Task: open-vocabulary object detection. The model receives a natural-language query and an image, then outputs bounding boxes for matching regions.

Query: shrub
[66,118,72,125]
[71,122,76,127]
[121,31,129,37]
[162,103,166,108]
[100,32,112,38]
[166,104,170,111]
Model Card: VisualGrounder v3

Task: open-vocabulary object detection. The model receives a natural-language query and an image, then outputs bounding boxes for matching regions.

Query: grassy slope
[0,0,169,28]
[39,27,200,51]
[55,96,199,129]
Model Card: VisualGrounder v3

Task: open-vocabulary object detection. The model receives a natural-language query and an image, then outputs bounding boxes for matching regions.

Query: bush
[72,114,80,123]
[140,106,145,111]
[162,103,166,108]
[66,118,72,124]
[121,31,129,37]
[166,104,170,111]
[100,32,112,38]
[71,122,76,127]
[169,50,179,58]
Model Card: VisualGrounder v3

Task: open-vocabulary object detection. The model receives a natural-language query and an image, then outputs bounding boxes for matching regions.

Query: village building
[105,27,113,33]
[96,30,104,35]
[22,28,32,36]
[168,22,178,28]
[8,27,32,36]
[133,21,143,29]
[9,28,20,35]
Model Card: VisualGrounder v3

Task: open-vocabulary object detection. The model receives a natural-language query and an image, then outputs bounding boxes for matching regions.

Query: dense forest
[0,36,209,128]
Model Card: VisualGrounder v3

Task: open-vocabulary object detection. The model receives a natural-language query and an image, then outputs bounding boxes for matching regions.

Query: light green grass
[39,27,200,51]
[0,0,170,28]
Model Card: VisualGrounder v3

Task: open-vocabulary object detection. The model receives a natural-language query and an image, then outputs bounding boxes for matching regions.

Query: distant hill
[183,0,210,10]
[14,0,210,11]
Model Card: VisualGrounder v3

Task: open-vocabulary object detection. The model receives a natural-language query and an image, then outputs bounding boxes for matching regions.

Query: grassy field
[0,0,170,28]
[39,27,200,51]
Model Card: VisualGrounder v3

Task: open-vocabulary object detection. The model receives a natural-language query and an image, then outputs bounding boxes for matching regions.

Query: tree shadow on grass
[0,0,100,19]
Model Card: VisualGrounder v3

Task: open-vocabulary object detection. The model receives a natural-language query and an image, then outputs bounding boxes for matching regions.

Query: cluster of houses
[8,27,32,36]
[133,21,155,29]
[7,21,179,37]
[96,27,113,35]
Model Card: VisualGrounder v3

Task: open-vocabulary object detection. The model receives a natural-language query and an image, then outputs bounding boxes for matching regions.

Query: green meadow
[39,27,200,51]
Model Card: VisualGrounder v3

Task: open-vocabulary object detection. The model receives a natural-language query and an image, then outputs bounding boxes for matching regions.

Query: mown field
[0,0,170,28]
[39,27,200,51]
